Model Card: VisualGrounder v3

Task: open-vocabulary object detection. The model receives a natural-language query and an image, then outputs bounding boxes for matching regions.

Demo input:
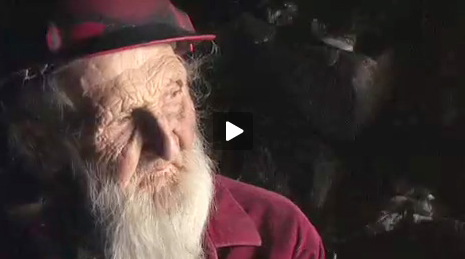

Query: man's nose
[132,108,180,161]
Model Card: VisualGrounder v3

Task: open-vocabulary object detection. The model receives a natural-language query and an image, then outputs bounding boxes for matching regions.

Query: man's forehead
[52,43,184,90]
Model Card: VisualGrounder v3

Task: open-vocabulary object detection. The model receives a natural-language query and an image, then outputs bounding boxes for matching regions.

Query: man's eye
[169,80,184,98]
[170,89,182,98]
[118,115,132,124]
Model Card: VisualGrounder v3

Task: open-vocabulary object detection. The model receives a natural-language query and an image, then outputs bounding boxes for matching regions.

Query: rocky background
[1,0,465,258]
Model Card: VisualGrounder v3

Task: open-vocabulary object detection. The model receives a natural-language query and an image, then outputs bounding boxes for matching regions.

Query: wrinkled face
[12,44,213,259]
[53,44,197,191]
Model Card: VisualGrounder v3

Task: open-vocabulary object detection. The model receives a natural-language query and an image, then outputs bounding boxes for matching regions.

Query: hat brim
[57,22,216,62]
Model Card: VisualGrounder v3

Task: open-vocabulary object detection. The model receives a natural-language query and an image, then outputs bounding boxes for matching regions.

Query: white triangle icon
[226,121,244,141]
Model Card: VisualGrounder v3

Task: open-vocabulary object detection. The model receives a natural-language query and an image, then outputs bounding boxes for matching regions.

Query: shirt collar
[206,176,262,248]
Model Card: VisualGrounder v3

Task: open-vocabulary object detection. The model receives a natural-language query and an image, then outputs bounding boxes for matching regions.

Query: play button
[213,112,253,150]
[226,121,244,141]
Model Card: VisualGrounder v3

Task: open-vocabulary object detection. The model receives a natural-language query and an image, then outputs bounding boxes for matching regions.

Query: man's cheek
[177,97,197,150]
[117,131,143,188]
[88,121,144,184]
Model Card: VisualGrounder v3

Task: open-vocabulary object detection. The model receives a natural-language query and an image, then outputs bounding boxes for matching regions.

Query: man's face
[15,44,213,259]
[54,44,197,190]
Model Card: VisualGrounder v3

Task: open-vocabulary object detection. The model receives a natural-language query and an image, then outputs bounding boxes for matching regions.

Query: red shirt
[206,175,325,259]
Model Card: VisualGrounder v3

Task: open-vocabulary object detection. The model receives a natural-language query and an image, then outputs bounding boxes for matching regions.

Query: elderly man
[0,0,325,258]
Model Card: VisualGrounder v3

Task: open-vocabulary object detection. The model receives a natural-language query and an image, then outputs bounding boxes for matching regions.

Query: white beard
[82,137,214,259]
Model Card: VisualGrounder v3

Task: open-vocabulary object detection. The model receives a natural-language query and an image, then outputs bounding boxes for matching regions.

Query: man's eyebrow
[175,79,183,87]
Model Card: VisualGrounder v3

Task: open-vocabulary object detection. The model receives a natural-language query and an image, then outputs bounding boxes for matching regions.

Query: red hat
[44,0,215,62]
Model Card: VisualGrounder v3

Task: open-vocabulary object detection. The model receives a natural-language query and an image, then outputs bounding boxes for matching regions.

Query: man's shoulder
[216,175,312,231]
[217,175,301,216]
[215,175,325,258]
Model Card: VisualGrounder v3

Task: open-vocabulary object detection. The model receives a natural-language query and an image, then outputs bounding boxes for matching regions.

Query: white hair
[81,136,214,259]
[4,44,217,259]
